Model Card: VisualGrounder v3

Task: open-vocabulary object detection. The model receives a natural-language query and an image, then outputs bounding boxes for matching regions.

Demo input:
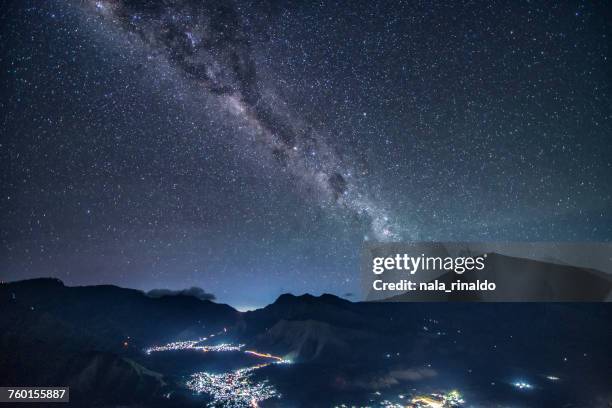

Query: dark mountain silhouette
[1,278,239,346]
[0,278,240,407]
[1,278,611,407]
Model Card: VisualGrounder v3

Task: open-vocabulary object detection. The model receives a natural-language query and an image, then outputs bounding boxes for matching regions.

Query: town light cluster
[145,330,291,406]
[186,363,280,407]
[145,341,244,354]
[512,381,533,390]
[334,389,465,408]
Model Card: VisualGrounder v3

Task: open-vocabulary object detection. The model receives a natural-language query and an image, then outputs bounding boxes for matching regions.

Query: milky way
[2,0,610,306]
[89,0,402,241]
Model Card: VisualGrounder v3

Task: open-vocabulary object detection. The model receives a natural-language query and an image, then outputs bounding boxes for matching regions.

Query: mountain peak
[273,292,349,306]
[2,277,65,288]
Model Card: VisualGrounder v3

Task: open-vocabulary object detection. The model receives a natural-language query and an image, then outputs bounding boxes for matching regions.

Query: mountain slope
[1,278,240,349]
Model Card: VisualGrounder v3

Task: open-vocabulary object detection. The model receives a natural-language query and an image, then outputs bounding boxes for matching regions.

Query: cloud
[388,368,437,381]
[147,287,216,301]
[342,367,437,390]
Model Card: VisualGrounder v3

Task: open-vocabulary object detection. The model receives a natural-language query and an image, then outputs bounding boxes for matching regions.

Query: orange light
[244,350,283,361]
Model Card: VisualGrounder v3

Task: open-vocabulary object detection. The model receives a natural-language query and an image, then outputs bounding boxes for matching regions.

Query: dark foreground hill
[0,278,240,406]
[1,278,611,407]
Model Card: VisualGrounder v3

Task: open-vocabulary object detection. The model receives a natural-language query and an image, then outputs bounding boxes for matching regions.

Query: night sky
[1,0,610,309]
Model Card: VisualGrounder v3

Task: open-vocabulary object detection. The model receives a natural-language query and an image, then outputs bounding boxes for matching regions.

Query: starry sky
[1,0,610,309]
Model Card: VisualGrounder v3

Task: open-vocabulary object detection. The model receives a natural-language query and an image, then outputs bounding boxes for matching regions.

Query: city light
[186,363,280,407]
[335,390,466,408]
[512,381,533,390]
[145,330,291,407]
[244,350,283,361]
[146,335,468,408]
[410,390,464,407]
[145,341,244,354]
